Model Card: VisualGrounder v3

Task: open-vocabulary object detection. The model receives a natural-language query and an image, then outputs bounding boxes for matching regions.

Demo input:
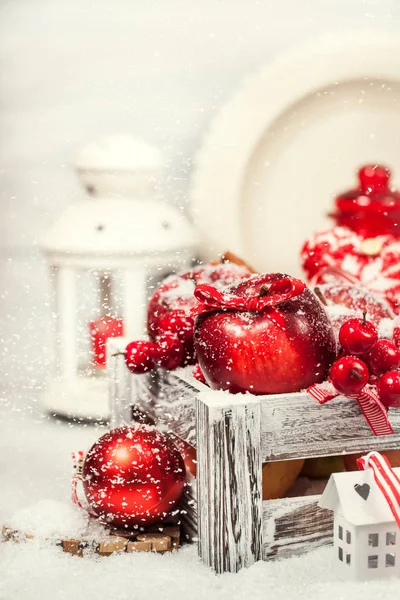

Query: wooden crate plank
[152,371,202,447]
[180,479,197,542]
[196,391,262,573]
[262,495,333,560]
[260,392,400,461]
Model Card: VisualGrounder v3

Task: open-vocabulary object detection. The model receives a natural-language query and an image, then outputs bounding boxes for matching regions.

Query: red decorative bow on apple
[193,273,306,315]
[307,381,394,436]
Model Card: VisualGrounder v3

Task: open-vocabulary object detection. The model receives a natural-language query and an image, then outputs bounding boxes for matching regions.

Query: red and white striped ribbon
[71,451,97,517]
[357,451,400,528]
[307,383,394,436]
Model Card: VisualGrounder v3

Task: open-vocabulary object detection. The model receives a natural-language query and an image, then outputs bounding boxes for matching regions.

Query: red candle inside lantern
[89,317,124,367]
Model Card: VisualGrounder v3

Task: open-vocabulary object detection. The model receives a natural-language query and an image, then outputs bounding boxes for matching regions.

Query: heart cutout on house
[354,483,370,500]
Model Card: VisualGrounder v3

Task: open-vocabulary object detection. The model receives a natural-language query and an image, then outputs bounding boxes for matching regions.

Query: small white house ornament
[319,451,400,581]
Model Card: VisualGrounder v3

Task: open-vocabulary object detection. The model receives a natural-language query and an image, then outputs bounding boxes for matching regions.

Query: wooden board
[145,372,400,462]
[179,478,198,543]
[1,522,180,558]
[196,393,263,573]
[262,495,333,560]
[260,393,400,462]
[152,371,200,447]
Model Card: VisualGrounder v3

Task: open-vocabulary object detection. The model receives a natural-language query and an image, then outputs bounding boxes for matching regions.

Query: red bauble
[155,334,184,370]
[82,425,186,528]
[147,262,252,366]
[194,274,336,395]
[365,339,400,376]
[330,356,369,395]
[125,341,157,374]
[377,371,400,408]
[338,315,378,355]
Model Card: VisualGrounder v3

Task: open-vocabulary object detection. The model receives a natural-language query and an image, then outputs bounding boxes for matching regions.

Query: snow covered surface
[1,396,400,600]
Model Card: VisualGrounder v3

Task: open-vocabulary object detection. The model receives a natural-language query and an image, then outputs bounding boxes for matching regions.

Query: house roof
[319,467,400,526]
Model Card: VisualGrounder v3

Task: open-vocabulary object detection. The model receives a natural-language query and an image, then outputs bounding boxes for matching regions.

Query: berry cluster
[124,312,194,374]
[330,312,400,408]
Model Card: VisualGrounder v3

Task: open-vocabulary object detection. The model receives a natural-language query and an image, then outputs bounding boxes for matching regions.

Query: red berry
[157,312,194,342]
[125,340,157,374]
[192,364,206,384]
[155,334,184,370]
[365,339,400,376]
[330,356,369,395]
[339,314,378,355]
[377,371,400,408]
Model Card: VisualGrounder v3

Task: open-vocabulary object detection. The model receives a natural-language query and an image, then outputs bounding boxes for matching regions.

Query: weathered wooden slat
[196,392,262,573]
[262,495,333,560]
[260,393,400,461]
[180,478,198,542]
[152,371,201,447]
[147,373,400,462]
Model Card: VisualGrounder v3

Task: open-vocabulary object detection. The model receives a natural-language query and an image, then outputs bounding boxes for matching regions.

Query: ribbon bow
[307,382,393,436]
[357,451,400,528]
[193,274,306,314]
[71,451,97,517]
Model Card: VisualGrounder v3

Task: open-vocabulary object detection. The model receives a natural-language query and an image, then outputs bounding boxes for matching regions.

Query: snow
[6,500,89,540]
[1,399,400,599]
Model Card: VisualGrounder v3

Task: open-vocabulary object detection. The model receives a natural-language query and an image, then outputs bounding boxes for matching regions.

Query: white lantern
[41,135,197,421]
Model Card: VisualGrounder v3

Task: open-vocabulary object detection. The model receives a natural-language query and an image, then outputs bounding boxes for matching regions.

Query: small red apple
[147,261,252,366]
[330,356,369,395]
[193,273,336,395]
[338,313,378,355]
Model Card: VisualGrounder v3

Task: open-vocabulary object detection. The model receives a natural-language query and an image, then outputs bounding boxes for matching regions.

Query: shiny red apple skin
[377,371,400,408]
[147,263,251,365]
[194,279,336,395]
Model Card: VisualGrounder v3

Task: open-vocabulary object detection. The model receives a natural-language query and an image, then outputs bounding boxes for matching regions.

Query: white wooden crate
[107,338,400,574]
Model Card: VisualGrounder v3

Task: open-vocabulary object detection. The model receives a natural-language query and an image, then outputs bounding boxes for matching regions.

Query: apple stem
[259,284,270,298]
[220,250,256,273]
[111,352,126,357]
[314,287,328,306]
[362,310,367,325]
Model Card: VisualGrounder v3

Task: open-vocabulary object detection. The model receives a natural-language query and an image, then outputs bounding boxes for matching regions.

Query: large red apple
[193,273,336,395]
[147,261,252,365]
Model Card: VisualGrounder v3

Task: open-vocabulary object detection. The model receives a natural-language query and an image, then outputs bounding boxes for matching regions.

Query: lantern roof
[42,197,197,258]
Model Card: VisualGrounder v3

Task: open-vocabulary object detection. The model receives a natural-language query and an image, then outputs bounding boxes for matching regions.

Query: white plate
[191,33,400,277]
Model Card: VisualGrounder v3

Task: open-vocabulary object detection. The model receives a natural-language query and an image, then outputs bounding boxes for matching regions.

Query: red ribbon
[357,451,400,528]
[193,274,305,318]
[307,382,394,436]
[71,451,98,517]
